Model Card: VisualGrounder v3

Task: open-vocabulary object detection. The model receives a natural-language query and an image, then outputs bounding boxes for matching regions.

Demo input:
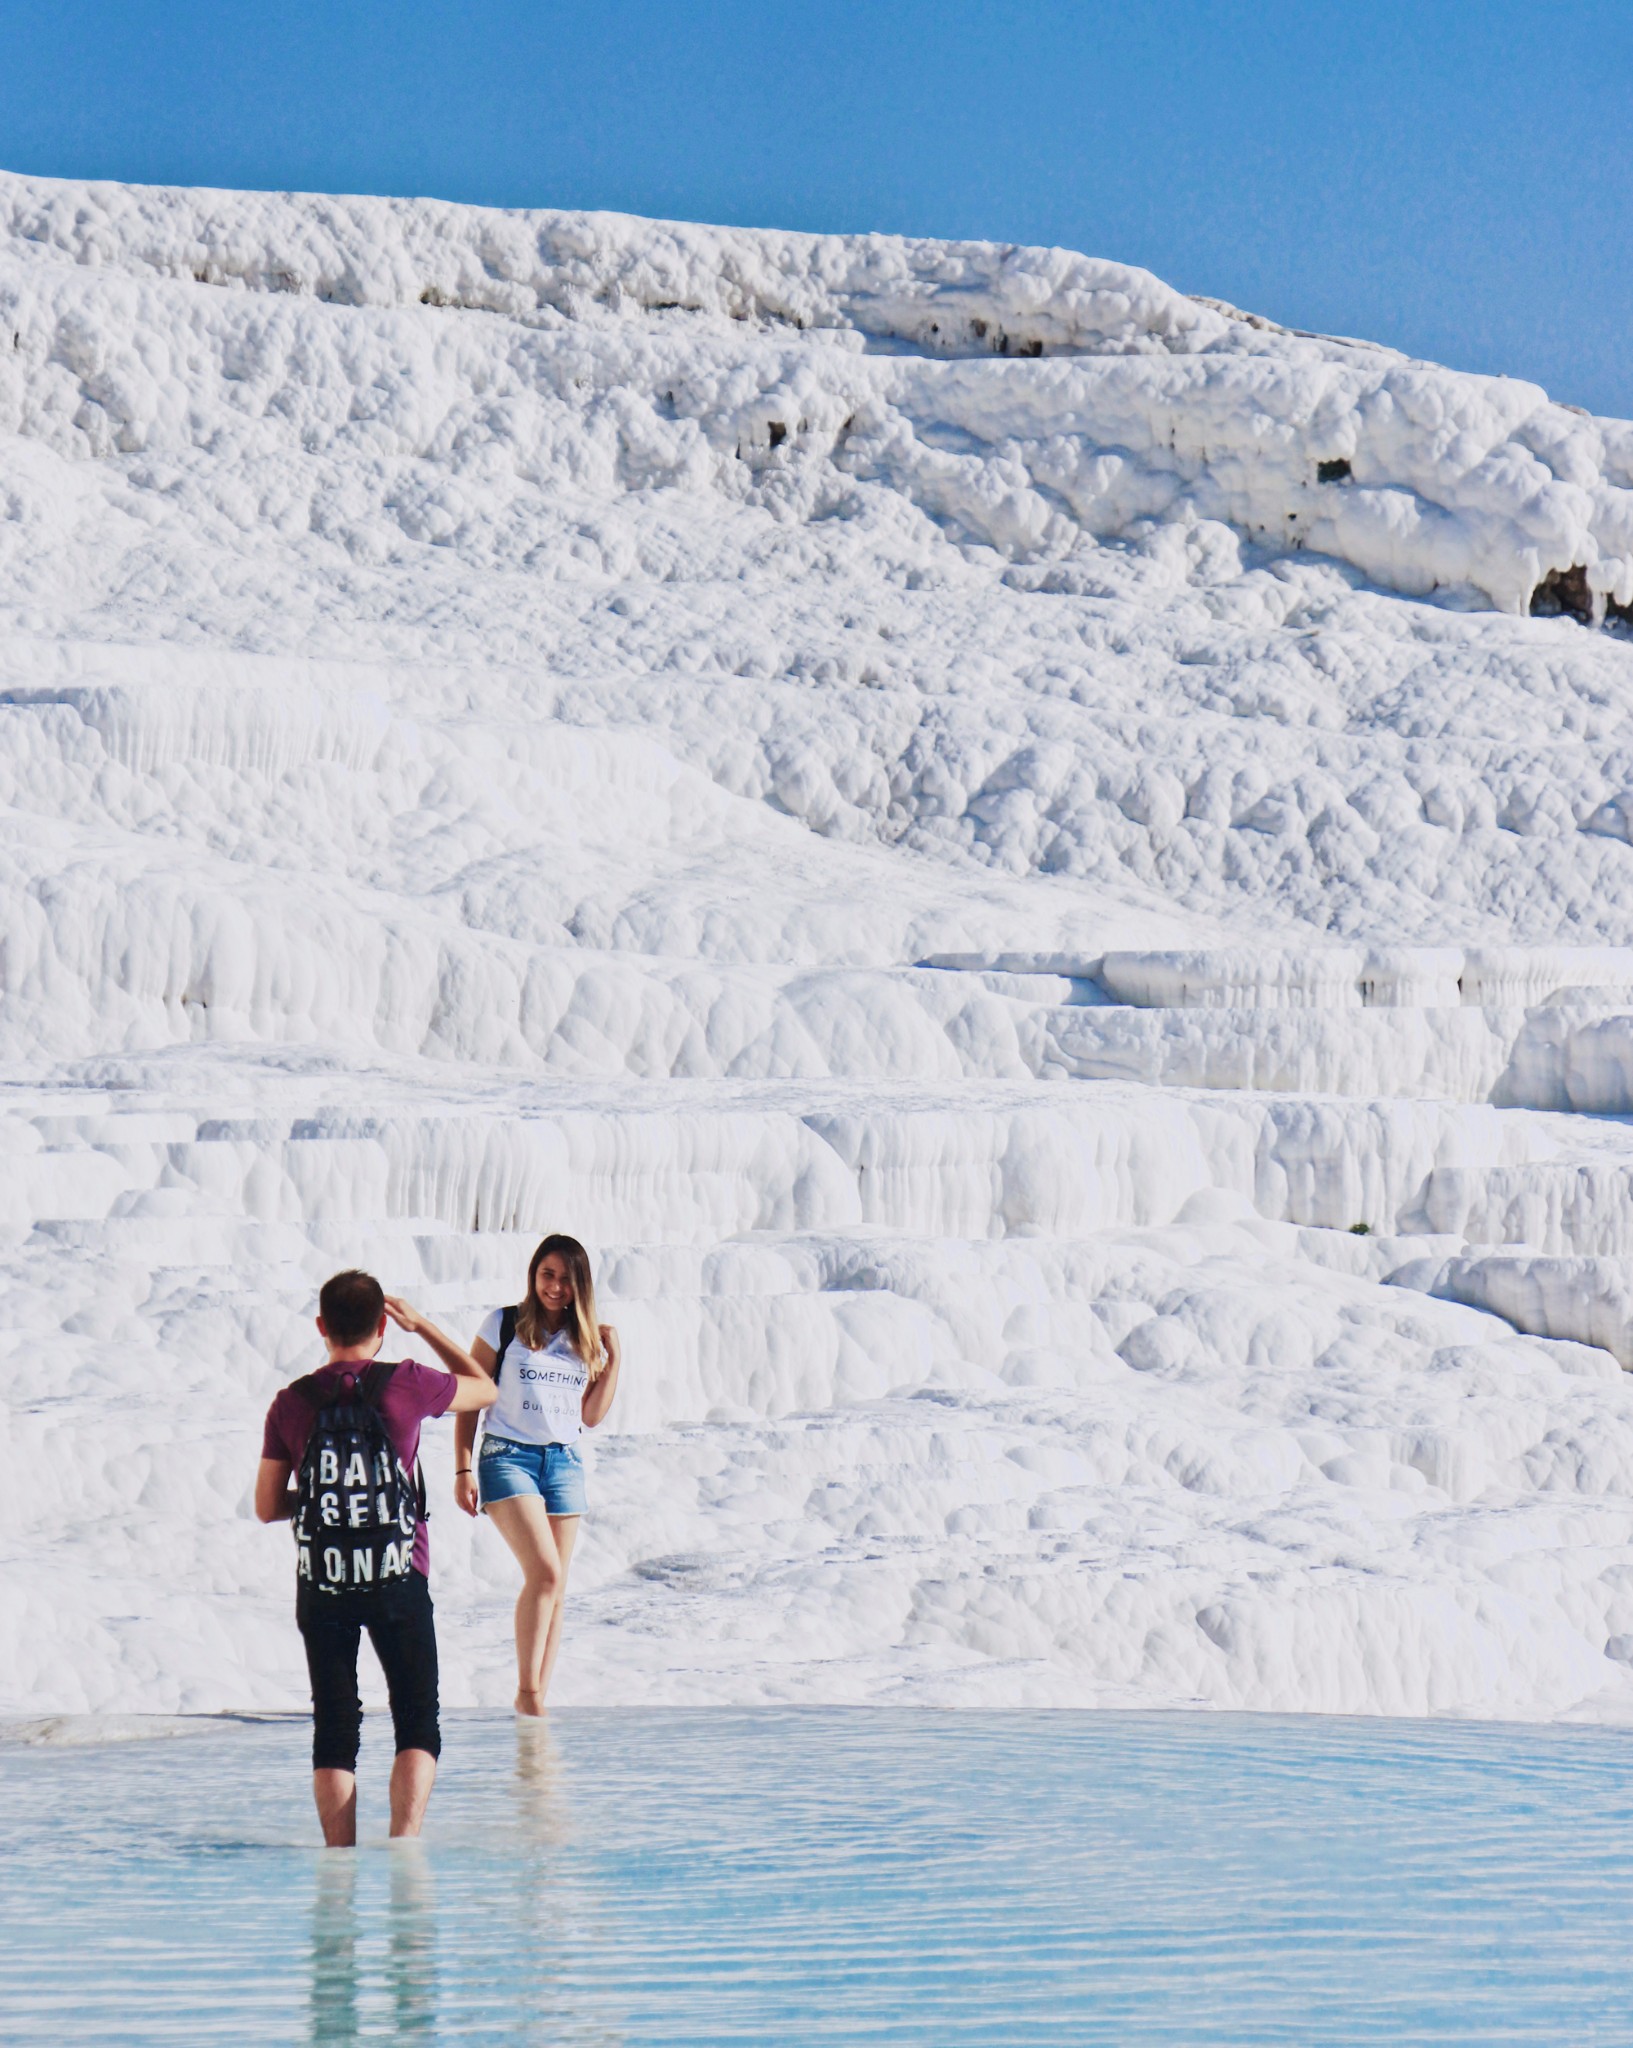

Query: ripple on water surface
[1,1709,1631,2044]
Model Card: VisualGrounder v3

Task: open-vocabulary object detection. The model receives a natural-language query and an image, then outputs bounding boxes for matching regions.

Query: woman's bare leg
[535,1516,579,1702]
[485,1496,562,1715]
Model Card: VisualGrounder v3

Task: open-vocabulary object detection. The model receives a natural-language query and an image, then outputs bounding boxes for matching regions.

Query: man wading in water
[256,1270,496,1847]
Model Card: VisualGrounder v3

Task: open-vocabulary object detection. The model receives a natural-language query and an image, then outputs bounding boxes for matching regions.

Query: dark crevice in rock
[1530,564,1595,624]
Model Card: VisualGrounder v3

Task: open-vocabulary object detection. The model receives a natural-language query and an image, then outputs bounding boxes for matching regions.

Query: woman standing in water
[454,1235,621,1714]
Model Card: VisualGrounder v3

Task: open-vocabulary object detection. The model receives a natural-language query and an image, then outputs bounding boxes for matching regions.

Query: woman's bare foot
[515,1685,547,1717]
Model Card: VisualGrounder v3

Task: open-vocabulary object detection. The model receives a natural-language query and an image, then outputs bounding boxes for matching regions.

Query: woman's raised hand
[453,1468,480,1518]
[599,1323,621,1370]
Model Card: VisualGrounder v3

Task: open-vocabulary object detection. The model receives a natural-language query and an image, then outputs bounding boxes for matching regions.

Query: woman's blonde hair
[515,1234,606,1374]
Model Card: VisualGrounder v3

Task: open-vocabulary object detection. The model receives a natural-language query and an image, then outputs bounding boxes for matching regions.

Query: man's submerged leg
[314,1767,360,1848]
[302,1595,366,1849]
[371,1573,443,1839]
[389,1749,437,1837]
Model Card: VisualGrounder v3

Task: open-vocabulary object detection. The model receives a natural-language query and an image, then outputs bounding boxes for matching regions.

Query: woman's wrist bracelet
[456,1467,472,1476]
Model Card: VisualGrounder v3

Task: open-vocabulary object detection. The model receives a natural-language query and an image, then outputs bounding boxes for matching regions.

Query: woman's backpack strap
[496,1305,518,1374]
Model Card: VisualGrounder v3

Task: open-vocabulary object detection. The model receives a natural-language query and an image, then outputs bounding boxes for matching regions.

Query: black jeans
[297,1570,441,1772]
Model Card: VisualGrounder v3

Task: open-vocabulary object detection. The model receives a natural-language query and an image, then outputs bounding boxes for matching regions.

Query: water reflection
[514,1717,573,1852]
[304,1844,438,2043]
[307,1854,359,2046]
[506,1719,627,2047]
[388,1844,437,2039]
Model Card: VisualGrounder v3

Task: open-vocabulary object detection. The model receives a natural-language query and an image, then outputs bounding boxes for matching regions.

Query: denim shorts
[478,1435,587,1515]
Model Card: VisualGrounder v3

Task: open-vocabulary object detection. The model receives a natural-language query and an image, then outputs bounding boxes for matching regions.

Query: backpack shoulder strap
[496,1306,518,1373]
[290,1371,347,1454]
[359,1358,397,1408]
[296,1366,377,1417]
[355,1358,425,1522]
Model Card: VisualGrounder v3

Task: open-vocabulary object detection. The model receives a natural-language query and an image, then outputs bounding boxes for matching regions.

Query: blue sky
[1,0,1628,414]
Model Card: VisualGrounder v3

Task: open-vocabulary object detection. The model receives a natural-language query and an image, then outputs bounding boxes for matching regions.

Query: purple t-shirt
[262,1359,456,1578]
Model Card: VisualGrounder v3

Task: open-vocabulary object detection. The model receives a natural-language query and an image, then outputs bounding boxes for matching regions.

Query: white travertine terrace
[7,174,1633,1721]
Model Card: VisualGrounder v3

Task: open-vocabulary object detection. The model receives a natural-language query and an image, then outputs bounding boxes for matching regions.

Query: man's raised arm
[384,1297,498,1413]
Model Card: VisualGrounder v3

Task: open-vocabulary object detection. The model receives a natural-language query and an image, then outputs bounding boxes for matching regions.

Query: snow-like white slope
[8,172,1633,1721]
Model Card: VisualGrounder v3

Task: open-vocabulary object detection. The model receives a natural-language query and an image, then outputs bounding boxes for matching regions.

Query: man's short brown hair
[318,1269,386,1347]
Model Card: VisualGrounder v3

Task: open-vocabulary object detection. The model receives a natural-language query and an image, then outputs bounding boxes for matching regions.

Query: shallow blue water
[2,1710,1632,2044]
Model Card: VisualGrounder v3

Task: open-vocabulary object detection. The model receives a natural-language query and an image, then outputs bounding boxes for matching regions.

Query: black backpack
[292,1361,424,1598]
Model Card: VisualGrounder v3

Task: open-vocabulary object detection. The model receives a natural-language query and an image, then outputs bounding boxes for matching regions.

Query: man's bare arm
[384,1297,498,1413]
[255,1456,296,1523]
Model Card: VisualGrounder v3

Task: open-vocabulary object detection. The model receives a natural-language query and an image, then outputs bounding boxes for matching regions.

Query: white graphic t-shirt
[478,1307,588,1446]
